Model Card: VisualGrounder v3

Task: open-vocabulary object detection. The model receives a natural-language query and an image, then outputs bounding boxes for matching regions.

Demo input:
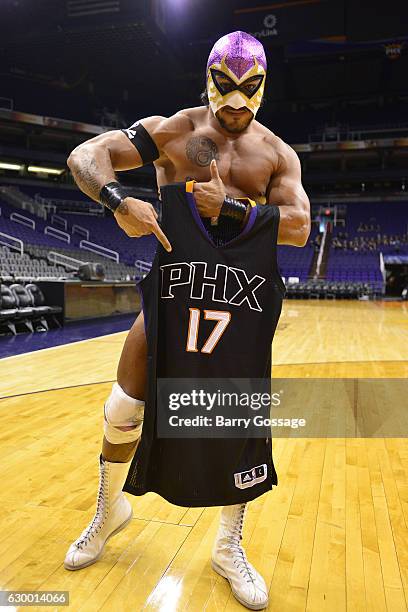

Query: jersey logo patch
[234,464,267,489]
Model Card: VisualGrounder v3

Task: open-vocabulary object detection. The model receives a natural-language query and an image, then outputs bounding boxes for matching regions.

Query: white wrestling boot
[211,504,269,610]
[64,455,133,570]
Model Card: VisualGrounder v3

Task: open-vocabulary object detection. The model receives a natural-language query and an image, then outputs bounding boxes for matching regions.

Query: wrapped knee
[104,382,144,444]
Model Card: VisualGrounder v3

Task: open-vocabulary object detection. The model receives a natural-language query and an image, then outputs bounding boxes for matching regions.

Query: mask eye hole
[210,69,237,95]
[239,75,264,98]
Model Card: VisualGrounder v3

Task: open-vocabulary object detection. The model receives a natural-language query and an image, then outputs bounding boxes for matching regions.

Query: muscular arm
[67,112,191,203]
[267,142,311,246]
[66,114,190,251]
[66,115,165,204]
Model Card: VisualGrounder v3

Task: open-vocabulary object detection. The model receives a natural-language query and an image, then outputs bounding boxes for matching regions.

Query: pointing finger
[151,218,172,253]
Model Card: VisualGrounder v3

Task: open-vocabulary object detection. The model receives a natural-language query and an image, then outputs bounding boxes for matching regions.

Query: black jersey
[124,182,285,507]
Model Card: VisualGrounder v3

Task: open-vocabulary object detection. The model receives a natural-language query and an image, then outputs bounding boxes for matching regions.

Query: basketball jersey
[124,182,285,507]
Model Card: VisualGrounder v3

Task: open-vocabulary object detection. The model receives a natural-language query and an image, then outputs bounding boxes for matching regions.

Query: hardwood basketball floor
[0,300,407,611]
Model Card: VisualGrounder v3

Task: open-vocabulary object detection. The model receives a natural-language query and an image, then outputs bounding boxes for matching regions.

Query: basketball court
[1,299,407,611]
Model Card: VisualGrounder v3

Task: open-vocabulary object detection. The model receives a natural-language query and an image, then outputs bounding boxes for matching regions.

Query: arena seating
[284,280,373,300]
[2,185,407,298]
[0,198,138,280]
[326,252,384,290]
[326,201,407,292]
[0,246,66,279]
[333,202,408,240]
[18,185,90,202]
[38,210,158,267]
[0,282,62,335]
[24,245,137,281]
[5,189,318,282]
[18,185,102,214]
[277,226,318,281]
[13,189,316,280]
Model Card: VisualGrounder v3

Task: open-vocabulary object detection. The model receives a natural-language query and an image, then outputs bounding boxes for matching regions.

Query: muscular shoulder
[256,122,300,172]
[254,122,290,153]
[142,107,205,148]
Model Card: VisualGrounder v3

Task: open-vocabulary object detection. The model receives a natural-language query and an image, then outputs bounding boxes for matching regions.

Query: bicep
[96,115,167,171]
[267,145,310,246]
[74,129,144,171]
[112,112,192,169]
[267,146,306,206]
[106,130,144,171]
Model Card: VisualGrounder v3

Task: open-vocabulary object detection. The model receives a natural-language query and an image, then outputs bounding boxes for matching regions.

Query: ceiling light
[0,162,23,171]
[27,165,65,175]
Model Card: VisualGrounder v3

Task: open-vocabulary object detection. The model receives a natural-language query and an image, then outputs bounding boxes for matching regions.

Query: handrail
[44,226,70,244]
[35,195,57,215]
[10,212,35,229]
[72,224,90,240]
[38,205,47,219]
[79,240,119,262]
[314,227,327,279]
[43,203,57,215]
[0,231,24,255]
[0,186,40,217]
[47,251,83,270]
[46,197,91,206]
[51,214,68,231]
[34,193,103,215]
[135,259,152,278]
[135,259,152,276]
[42,197,103,215]
[21,201,35,214]
[379,252,386,284]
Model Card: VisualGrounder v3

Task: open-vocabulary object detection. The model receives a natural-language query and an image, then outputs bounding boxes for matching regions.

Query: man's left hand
[193,159,226,217]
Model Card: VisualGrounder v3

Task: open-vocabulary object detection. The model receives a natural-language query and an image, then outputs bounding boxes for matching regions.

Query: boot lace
[75,462,108,549]
[227,504,256,584]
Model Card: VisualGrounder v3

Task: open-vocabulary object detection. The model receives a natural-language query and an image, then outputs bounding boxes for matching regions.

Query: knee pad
[104,382,144,444]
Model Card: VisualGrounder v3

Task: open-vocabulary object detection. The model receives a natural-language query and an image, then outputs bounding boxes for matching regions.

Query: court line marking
[0,380,116,401]
[0,329,129,362]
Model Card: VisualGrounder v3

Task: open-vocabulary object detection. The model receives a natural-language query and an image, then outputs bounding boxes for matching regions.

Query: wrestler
[64,31,310,610]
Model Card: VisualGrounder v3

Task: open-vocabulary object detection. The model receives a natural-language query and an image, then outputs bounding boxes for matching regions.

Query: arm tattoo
[185,136,219,167]
[70,149,113,201]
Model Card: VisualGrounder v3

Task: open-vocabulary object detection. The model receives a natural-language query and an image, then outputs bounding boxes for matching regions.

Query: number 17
[186,308,231,354]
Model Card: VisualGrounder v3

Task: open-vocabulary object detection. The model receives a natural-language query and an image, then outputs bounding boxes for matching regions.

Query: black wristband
[99,181,127,212]
[220,196,250,223]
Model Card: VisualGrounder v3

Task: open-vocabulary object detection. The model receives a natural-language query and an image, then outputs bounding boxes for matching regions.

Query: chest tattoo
[185,136,219,167]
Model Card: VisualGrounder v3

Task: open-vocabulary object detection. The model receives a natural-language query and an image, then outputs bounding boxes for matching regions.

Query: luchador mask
[206,31,267,117]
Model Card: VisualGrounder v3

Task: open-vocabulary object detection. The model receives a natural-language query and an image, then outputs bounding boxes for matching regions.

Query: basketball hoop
[384,43,403,60]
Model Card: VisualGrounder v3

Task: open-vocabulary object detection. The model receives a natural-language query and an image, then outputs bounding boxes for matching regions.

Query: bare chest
[158,129,277,201]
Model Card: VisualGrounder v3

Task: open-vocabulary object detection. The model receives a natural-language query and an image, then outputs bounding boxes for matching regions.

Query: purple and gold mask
[206,31,267,118]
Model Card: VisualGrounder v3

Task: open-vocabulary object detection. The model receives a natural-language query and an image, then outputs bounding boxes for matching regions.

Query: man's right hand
[114,197,172,252]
